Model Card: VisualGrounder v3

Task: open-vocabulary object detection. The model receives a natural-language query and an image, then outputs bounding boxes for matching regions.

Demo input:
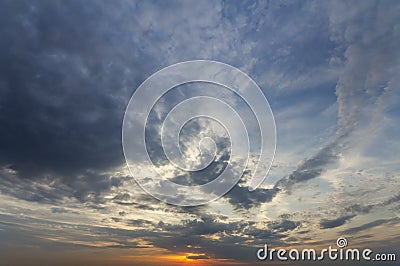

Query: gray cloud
[128,219,154,227]
[0,0,157,205]
[275,140,340,191]
[225,184,279,210]
[320,215,356,229]
[270,219,300,232]
[186,254,209,260]
[380,193,400,207]
[344,204,374,215]
[341,217,400,235]
[269,0,400,204]
[51,207,78,214]
[343,193,400,217]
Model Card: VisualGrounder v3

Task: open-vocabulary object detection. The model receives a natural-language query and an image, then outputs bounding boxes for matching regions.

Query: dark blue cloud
[320,215,355,229]
[341,217,400,235]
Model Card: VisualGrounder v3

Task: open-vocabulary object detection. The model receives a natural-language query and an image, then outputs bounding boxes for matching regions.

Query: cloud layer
[0,0,399,265]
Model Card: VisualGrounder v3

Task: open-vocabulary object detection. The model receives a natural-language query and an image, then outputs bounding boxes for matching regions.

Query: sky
[0,0,399,265]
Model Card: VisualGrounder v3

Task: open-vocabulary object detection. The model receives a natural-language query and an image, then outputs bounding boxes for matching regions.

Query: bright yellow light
[159,253,210,265]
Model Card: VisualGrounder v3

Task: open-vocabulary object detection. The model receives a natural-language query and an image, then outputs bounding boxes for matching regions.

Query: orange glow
[160,253,208,265]
[159,253,254,265]
[106,250,261,266]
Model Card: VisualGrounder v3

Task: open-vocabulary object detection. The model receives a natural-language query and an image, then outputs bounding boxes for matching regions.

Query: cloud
[186,254,209,260]
[270,219,300,233]
[343,193,400,216]
[128,219,154,227]
[380,193,400,207]
[51,207,78,214]
[274,139,341,192]
[0,0,155,205]
[341,217,400,235]
[0,0,270,207]
[320,215,355,229]
[225,184,279,210]
[269,0,400,202]
[345,204,374,215]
